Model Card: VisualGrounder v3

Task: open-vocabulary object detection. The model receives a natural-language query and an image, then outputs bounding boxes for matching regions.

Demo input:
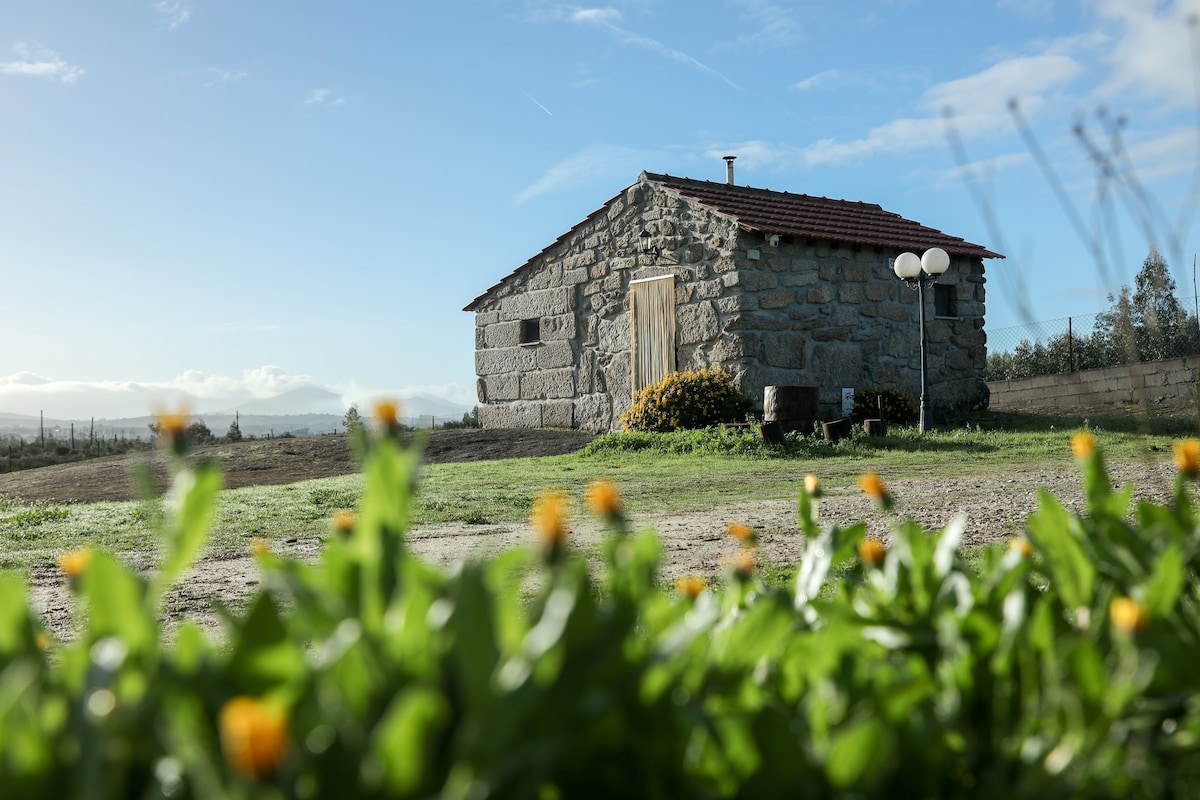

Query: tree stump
[763,385,819,422]
[822,418,853,443]
[863,419,887,437]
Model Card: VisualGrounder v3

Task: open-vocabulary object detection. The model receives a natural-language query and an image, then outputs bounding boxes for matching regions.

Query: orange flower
[330,510,356,536]
[727,521,756,547]
[728,548,757,577]
[250,538,269,558]
[857,472,892,509]
[858,537,886,566]
[1008,538,1034,558]
[803,473,822,498]
[153,406,191,455]
[59,547,92,579]
[1173,438,1200,477]
[1110,596,1149,634]
[374,399,400,427]
[585,480,621,517]
[219,696,289,781]
[531,491,569,560]
[675,575,706,599]
[1071,431,1097,459]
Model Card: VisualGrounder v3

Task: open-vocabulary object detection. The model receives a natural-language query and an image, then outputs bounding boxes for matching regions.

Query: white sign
[841,388,855,416]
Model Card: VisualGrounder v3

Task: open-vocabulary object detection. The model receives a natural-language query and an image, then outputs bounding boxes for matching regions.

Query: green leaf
[82,551,155,653]
[227,593,306,694]
[1026,491,1095,610]
[152,463,223,602]
[827,718,886,788]
[1142,544,1185,617]
[372,687,449,795]
[448,564,500,715]
[0,573,35,656]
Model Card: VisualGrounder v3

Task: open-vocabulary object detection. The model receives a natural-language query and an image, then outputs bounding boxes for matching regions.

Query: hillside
[0,429,595,504]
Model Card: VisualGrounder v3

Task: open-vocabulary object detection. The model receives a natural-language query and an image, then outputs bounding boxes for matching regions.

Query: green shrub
[620,367,751,432]
[6,417,1200,796]
[852,385,919,423]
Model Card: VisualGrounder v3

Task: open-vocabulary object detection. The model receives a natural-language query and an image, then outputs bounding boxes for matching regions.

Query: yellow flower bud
[675,575,706,599]
[59,547,92,579]
[1173,438,1200,477]
[374,399,400,427]
[857,472,892,508]
[585,480,621,517]
[532,491,570,560]
[803,473,822,498]
[1110,596,1149,634]
[220,696,289,781]
[858,537,886,566]
[727,521,756,547]
[1008,538,1034,558]
[330,510,356,537]
[1071,431,1097,459]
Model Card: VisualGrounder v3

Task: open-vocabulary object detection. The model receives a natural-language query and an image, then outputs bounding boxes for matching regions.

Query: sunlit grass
[0,412,1190,575]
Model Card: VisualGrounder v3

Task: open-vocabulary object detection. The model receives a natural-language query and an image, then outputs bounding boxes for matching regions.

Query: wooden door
[630,275,676,392]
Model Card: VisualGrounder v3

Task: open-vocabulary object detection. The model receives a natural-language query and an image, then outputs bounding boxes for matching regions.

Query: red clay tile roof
[464,172,1002,311]
[647,172,1003,260]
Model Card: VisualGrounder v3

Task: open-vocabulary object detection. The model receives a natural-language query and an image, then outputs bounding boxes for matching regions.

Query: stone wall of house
[471,174,989,431]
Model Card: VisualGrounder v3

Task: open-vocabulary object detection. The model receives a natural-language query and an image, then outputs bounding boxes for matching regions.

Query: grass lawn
[0,412,1193,576]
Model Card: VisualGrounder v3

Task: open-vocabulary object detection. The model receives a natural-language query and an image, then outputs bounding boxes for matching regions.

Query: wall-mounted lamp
[639,228,661,261]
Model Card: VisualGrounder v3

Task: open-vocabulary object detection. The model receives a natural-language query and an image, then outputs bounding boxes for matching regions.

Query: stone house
[464,165,1002,431]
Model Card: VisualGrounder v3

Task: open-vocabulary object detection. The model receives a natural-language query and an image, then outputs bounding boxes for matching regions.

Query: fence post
[1068,317,1075,373]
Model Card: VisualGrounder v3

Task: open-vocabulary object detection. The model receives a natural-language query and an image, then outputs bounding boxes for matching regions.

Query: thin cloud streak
[561,7,744,92]
[304,88,345,107]
[154,1,192,30]
[522,90,553,116]
[0,42,83,83]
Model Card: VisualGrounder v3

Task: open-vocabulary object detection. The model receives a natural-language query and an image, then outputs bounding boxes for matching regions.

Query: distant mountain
[216,387,345,416]
[399,392,474,422]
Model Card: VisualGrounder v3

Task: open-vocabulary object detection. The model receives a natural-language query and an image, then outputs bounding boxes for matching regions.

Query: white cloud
[0,42,83,83]
[1095,0,1200,111]
[304,88,345,107]
[795,69,839,91]
[558,6,743,91]
[154,0,192,30]
[0,367,474,420]
[799,53,1083,165]
[205,67,248,87]
[715,0,805,50]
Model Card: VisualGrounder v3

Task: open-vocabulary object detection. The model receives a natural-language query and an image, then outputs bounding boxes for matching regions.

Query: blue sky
[0,0,1196,418]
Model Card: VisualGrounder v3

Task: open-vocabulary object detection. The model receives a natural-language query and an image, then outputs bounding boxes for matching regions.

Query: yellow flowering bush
[620,367,751,432]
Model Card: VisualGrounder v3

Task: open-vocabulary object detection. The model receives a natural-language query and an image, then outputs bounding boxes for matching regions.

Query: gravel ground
[23,450,1182,640]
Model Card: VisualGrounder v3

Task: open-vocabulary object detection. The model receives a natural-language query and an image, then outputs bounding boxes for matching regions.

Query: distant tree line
[343,405,480,432]
[986,249,1200,381]
[0,432,155,475]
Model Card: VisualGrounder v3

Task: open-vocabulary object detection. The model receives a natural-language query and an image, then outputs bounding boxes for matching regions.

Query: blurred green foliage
[3,421,1200,797]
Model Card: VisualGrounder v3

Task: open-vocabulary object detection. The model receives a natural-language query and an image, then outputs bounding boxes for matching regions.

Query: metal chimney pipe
[723,155,736,185]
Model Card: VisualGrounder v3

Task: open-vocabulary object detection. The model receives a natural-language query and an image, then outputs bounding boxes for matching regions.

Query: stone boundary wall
[987,355,1200,416]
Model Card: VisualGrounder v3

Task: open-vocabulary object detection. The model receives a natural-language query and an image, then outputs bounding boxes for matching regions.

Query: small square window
[934,284,957,318]
[520,318,541,344]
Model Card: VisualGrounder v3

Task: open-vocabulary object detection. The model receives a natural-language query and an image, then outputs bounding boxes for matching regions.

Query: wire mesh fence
[986,310,1200,381]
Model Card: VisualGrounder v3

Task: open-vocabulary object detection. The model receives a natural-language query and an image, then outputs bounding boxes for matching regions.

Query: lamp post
[892,247,950,433]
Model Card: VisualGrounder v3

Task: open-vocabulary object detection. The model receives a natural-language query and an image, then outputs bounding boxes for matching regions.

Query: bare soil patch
[0,428,596,504]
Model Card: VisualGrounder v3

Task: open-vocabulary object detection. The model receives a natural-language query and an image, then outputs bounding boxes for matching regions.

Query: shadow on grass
[979,410,1199,436]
